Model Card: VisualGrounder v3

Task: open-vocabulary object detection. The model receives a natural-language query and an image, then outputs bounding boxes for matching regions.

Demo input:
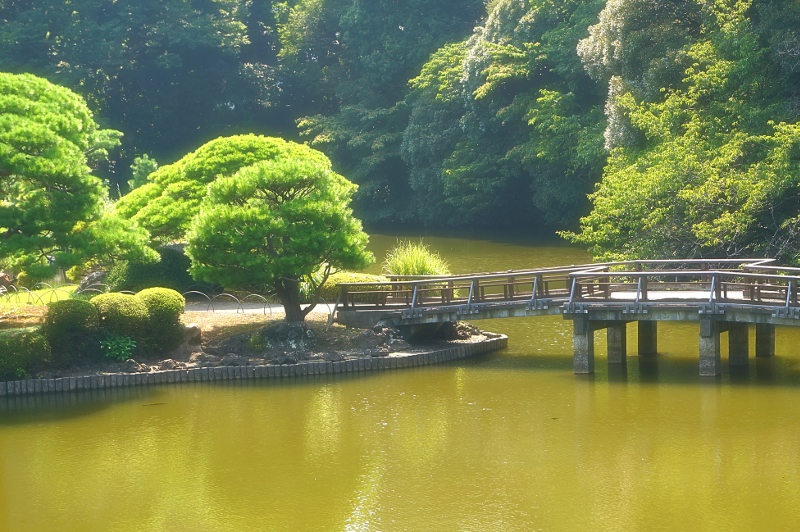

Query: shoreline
[0,333,508,398]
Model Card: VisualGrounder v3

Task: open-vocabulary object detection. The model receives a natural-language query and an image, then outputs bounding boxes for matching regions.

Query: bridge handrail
[336,259,800,314]
[356,258,775,287]
[567,268,800,282]
[566,268,800,309]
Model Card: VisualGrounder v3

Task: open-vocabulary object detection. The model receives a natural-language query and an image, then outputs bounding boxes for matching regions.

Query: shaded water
[3,234,800,530]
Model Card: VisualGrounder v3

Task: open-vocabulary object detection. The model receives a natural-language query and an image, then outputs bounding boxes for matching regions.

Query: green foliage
[0,72,153,276]
[292,0,486,228]
[186,143,374,322]
[127,155,158,192]
[106,246,205,293]
[99,334,137,362]
[0,328,51,380]
[398,0,607,230]
[40,288,184,365]
[383,241,450,276]
[0,0,272,188]
[568,1,800,262]
[90,293,150,353]
[115,135,328,243]
[135,288,185,324]
[41,299,100,367]
[135,287,185,353]
[315,271,390,303]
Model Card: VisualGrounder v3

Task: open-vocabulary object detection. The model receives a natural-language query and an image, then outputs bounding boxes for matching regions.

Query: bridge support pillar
[728,323,749,366]
[607,323,627,366]
[638,321,658,356]
[699,319,721,377]
[572,317,594,374]
[756,324,775,358]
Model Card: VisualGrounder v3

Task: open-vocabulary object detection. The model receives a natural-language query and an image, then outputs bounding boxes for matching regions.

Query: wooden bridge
[334,258,800,376]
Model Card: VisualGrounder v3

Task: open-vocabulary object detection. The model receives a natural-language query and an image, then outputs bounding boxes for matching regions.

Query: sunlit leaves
[0,72,152,276]
[569,1,800,262]
[186,148,373,321]
[114,134,325,243]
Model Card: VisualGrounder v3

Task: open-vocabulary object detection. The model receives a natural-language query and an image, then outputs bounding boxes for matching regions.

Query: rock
[273,354,298,365]
[259,322,315,351]
[170,324,203,358]
[190,352,222,367]
[220,354,247,366]
[357,329,388,350]
[158,359,183,370]
[182,324,202,345]
[122,358,150,373]
[323,352,344,362]
[388,338,411,351]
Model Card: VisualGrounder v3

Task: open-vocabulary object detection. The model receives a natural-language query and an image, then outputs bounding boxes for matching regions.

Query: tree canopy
[186,150,373,322]
[114,134,329,244]
[0,72,153,278]
[4,0,800,264]
[567,0,800,262]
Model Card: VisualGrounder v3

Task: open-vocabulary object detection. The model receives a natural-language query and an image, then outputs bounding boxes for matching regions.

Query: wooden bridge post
[572,316,594,374]
[755,323,775,358]
[699,318,721,376]
[728,323,749,366]
[638,321,658,356]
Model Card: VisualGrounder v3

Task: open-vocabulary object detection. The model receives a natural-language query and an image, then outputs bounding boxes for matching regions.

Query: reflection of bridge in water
[335,259,800,376]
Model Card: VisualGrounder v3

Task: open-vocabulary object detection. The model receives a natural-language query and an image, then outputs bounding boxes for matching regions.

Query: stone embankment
[0,333,507,398]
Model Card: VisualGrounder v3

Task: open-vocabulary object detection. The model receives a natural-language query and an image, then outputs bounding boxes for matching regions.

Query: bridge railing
[567,268,800,310]
[337,265,594,312]
[336,259,800,316]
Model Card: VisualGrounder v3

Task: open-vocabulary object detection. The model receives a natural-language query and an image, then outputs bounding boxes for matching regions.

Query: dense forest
[1,0,800,262]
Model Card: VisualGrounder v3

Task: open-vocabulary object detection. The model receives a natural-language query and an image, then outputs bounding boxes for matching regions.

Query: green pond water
[3,234,800,530]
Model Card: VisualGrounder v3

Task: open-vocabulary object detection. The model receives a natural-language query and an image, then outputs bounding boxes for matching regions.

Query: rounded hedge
[41,299,100,366]
[106,246,215,292]
[0,327,51,379]
[136,287,185,323]
[136,287,186,354]
[316,271,390,304]
[90,293,149,348]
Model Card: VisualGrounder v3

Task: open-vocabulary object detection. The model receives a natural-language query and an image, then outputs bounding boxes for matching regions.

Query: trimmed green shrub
[0,328,51,379]
[383,240,450,276]
[135,287,185,353]
[41,299,101,366]
[317,271,391,304]
[136,287,185,322]
[90,293,149,354]
[106,246,212,293]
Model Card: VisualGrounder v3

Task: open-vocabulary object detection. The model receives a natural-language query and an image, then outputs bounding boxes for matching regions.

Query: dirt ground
[181,304,365,352]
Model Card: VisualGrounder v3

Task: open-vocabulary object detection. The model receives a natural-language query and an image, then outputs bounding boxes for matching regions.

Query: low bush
[316,271,391,304]
[99,334,137,361]
[383,240,450,276]
[90,293,150,355]
[106,245,211,293]
[0,328,50,379]
[41,299,101,366]
[136,287,185,354]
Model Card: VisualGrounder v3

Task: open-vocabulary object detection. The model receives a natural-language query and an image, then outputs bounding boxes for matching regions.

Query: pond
[2,233,800,530]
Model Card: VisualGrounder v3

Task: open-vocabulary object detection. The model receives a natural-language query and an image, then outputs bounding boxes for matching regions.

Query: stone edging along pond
[0,334,508,398]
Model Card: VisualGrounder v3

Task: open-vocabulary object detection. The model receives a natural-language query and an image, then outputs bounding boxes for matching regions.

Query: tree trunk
[275,278,305,322]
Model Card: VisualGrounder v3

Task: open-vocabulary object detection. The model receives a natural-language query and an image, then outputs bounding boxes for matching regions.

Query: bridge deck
[334,258,800,377]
